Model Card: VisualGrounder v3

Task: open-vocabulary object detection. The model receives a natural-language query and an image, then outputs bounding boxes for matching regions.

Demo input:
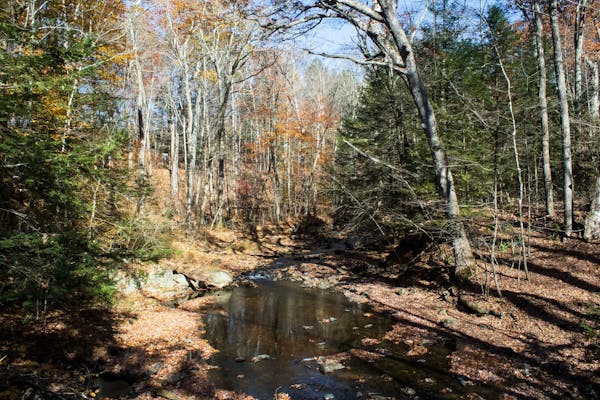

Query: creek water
[202,280,495,400]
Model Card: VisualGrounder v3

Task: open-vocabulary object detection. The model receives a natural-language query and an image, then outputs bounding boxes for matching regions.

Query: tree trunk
[379,1,475,279]
[574,0,587,117]
[587,59,599,119]
[286,134,292,216]
[550,0,574,237]
[169,117,179,198]
[584,176,600,241]
[216,132,225,225]
[269,143,281,223]
[533,0,555,219]
[183,69,197,224]
[214,82,232,225]
[489,23,530,280]
[129,14,149,173]
[231,93,240,217]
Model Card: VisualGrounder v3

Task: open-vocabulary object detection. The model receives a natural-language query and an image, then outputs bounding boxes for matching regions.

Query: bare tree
[574,0,588,117]
[168,103,180,199]
[197,13,255,224]
[549,0,574,237]
[587,58,599,120]
[532,0,555,219]
[484,14,530,281]
[163,8,198,223]
[125,4,156,174]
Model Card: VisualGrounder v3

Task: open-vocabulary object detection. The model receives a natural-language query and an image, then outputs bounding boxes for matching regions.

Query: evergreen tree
[0,1,128,309]
[335,67,434,233]
[335,4,546,236]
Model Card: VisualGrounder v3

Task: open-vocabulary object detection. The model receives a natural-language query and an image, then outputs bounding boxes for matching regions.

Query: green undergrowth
[0,231,115,310]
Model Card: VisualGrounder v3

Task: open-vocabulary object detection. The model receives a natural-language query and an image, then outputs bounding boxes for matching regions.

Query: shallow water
[201,280,492,400]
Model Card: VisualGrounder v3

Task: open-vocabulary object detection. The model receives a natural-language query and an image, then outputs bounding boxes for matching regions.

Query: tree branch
[304,48,406,73]
[322,0,384,22]
[342,138,417,179]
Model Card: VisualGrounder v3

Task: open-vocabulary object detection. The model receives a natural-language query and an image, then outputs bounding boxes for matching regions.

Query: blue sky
[291,0,498,70]
[283,0,512,73]
[303,20,358,55]
[293,19,360,70]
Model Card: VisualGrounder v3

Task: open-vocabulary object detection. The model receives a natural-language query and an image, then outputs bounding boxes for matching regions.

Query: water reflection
[203,281,394,399]
[204,281,390,360]
[202,281,493,400]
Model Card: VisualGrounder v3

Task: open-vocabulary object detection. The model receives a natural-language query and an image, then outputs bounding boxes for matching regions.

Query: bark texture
[379,0,475,279]
[533,0,555,219]
[550,0,574,236]
[584,177,600,242]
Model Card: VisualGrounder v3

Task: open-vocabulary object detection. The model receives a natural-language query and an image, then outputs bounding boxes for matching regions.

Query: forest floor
[1,212,599,400]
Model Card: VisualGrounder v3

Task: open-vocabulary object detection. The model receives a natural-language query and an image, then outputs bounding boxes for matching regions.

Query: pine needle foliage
[0,1,141,311]
[334,67,436,234]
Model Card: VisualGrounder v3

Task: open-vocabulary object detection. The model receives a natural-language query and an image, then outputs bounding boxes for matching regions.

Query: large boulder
[205,270,234,288]
[113,265,191,300]
[172,267,234,290]
[113,265,235,300]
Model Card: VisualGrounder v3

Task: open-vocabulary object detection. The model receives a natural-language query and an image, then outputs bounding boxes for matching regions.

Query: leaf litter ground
[1,219,598,400]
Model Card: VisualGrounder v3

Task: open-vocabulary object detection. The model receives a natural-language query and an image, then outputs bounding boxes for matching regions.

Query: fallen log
[458,294,502,318]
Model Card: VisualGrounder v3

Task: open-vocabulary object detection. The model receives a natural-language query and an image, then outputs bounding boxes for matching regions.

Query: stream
[202,280,496,400]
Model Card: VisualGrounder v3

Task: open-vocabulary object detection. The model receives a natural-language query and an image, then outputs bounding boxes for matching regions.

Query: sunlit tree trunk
[231,93,240,217]
[198,75,211,224]
[183,67,197,224]
[288,147,295,217]
[214,79,231,225]
[584,176,600,241]
[584,59,600,242]
[169,115,179,199]
[533,0,555,219]
[487,17,530,280]
[374,1,475,279]
[550,0,574,237]
[269,142,281,223]
[127,18,150,173]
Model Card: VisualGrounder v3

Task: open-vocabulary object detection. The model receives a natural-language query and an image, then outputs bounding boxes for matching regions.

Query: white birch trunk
[183,68,197,223]
[169,116,179,198]
[378,0,475,279]
[489,22,530,280]
[550,0,574,237]
[533,0,555,219]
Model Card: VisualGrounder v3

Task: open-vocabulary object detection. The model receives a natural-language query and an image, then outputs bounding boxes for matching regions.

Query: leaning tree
[267,0,476,280]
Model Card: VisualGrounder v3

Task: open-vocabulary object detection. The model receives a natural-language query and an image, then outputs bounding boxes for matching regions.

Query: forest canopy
[1,0,599,309]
